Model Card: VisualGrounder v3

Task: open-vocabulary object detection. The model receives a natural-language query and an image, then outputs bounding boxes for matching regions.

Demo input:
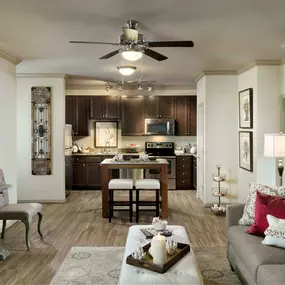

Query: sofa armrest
[226,204,245,228]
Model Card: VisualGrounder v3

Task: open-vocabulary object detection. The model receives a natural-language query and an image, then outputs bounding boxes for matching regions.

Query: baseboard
[203,202,233,208]
[17,199,66,204]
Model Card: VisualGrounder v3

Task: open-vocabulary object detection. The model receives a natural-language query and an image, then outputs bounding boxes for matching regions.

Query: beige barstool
[134,179,160,223]
[108,179,134,223]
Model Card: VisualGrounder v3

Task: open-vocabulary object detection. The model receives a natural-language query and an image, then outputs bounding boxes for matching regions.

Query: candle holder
[166,239,178,256]
[211,165,228,216]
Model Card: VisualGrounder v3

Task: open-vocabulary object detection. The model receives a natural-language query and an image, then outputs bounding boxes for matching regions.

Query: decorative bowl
[148,157,157,161]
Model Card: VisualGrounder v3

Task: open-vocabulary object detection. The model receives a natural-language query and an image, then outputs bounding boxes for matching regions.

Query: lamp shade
[264,134,285,157]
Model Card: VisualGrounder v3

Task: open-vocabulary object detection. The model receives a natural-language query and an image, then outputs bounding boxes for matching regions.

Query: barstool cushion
[135,179,160,190]
[109,179,133,190]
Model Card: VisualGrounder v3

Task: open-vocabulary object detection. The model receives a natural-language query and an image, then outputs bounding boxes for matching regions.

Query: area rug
[50,246,241,285]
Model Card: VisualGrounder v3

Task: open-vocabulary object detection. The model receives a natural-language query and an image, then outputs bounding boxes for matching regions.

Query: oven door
[145,157,176,179]
[144,119,173,135]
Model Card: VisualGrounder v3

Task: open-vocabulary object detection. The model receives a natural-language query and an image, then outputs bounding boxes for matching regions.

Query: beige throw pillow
[238,183,285,226]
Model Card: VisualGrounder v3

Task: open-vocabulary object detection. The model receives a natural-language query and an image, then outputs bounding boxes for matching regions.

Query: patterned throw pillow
[262,215,285,248]
[238,183,285,226]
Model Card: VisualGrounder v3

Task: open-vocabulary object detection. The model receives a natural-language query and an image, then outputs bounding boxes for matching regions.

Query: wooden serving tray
[126,242,190,274]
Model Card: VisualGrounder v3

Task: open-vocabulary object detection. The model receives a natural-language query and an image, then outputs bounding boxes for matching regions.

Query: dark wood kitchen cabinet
[175,96,197,136]
[193,156,197,190]
[145,96,174,118]
[72,155,119,189]
[73,162,86,187]
[65,96,90,136]
[176,155,194,190]
[121,96,145,136]
[90,96,120,119]
[65,155,73,191]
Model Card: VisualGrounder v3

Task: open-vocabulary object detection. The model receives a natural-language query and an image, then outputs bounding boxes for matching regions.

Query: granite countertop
[100,158,169,165]
[72,152,145,156]
[175,153,197,157]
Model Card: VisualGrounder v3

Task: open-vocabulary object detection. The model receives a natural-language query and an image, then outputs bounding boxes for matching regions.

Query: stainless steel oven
[144,118,175,136]
[145,156,176,189]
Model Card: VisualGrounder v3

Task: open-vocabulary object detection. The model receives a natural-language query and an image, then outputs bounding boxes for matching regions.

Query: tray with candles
[126,240,190,274]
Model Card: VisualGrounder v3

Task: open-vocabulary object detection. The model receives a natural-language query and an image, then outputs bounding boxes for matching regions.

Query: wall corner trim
[0,49,21,65]
[195,70,237,82]
[238,59,281,75]
[16,73,67,78]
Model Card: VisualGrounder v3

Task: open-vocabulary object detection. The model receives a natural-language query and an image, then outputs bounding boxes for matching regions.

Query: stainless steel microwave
[144,118,175,136]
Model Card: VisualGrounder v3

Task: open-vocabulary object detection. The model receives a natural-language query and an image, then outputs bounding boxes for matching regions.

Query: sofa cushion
[248,192,285,236]
[228,225,285,280]
[257,265,285,285]
[238,183,285,226]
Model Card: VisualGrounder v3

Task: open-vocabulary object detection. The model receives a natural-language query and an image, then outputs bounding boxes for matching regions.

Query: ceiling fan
[69,20,194,61]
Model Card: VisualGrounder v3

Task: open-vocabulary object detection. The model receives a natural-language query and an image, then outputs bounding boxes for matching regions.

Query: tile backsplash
[73,120,196,151]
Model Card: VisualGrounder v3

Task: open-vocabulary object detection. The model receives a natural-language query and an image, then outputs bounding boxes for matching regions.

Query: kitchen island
[100,158,169,219]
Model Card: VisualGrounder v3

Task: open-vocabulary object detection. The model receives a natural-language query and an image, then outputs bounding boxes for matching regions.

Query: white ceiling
[1,0,285,85]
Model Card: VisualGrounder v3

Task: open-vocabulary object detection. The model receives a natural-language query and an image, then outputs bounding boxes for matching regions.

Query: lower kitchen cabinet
[65,155,73,191]
[176,156,194,190]
[73,162,86,187]
[72,155,119,190]
[193,157,197,190]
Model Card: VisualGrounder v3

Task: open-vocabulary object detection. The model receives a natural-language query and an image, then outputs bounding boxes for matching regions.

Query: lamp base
[278,159,284,186]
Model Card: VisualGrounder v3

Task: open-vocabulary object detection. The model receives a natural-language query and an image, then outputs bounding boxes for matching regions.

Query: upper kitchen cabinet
[90,96,120,119]
[65,96,89,136]
[145,96,175,118]
[121,96,145,136]
[175,96,197,136]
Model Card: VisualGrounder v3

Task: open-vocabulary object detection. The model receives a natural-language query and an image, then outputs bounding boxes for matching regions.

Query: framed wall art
[95,121,118,148]
[239,131,253,172]
[239,88,253,128]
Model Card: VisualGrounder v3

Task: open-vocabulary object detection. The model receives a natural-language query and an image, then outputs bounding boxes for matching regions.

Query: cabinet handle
[83,164,85,166]
[183,165,185,168]
[183,181,185,183]
[157,115,159,117]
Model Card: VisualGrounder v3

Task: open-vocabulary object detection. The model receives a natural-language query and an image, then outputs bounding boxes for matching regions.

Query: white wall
[238,66,281,201]
[17,76,66,202]
[238,67,258,202]
[0,57,17,231]
[204,75,239,204]
[196,77,206,202]
[0,58,17,203]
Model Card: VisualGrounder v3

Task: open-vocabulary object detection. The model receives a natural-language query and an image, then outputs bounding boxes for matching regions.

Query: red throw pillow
[247,191,285,236]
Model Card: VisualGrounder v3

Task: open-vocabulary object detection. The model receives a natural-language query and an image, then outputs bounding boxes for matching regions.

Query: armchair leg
[1,220,6,239]
[37,213,43,238]
[22,220,31,251]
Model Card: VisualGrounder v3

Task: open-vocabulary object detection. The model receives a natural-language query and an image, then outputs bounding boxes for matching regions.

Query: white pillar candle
[151,234,166,265]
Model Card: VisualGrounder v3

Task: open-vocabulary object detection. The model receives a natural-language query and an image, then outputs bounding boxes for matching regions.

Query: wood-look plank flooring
[0,191,226,285]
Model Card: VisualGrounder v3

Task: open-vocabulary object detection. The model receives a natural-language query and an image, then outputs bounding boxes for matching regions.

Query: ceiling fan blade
[122,27,138,42]
[148,41,194,48]
[69,40,119,46]
[144,48,168,61]
[99,49,120,59]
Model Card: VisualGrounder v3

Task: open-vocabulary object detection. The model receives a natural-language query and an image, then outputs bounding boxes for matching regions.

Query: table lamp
[264,132,285,186]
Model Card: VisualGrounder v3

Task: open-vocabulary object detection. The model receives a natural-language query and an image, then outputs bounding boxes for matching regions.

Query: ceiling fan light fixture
[117,81,123,91]
[105,81,113,92]
[137,82,143,91]
[122,50,143,61]
[117,65,136,76]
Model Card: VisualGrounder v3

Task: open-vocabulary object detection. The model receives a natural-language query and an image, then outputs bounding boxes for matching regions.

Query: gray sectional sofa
[226,204,285,285]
